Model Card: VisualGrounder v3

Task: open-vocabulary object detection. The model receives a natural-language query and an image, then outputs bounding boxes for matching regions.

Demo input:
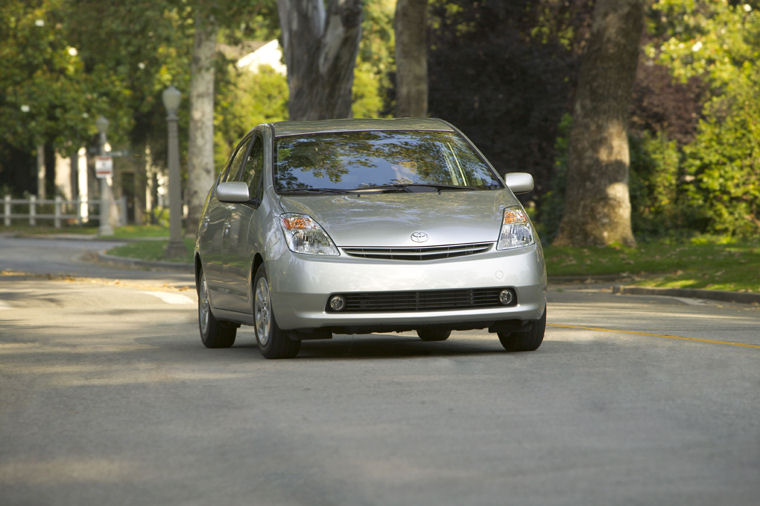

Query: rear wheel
[197,268,236,348]
[417,328,451,341]
[497,307,546,352]
[253,267,301,359]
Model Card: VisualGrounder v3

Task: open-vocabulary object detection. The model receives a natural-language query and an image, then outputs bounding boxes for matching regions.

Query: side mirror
[505,172,534,194]
[216,182,251,203]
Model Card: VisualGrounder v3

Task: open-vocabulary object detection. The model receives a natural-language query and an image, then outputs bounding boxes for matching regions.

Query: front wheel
[197,268,236,348]
[253,267,301,359]
[497,307,546,352]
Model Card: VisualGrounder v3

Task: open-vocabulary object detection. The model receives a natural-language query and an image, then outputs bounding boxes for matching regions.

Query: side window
[241,136,264,200]
[222,136,252,183]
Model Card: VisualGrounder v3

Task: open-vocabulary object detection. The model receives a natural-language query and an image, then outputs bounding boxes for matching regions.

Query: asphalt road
[1,236,759,505]
[0,234,194,284]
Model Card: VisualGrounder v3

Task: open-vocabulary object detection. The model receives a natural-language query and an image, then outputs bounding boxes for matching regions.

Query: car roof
[270,118,456,138]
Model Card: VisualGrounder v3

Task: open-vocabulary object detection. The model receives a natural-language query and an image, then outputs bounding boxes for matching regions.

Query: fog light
[329,295,346,312]
[499,289,514,305]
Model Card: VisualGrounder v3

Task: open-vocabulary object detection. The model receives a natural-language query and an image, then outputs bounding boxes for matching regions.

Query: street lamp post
[96,115,114,236]
[162,86,185,259]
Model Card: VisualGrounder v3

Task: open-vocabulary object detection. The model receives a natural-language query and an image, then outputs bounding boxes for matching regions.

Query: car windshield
[274,130,503,194]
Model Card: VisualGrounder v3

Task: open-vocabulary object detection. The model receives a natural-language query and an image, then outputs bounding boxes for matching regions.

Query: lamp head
[95,115,109,134]
[162,85,182,114]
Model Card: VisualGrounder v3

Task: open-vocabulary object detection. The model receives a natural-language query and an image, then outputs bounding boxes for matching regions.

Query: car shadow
[230,333,509,360]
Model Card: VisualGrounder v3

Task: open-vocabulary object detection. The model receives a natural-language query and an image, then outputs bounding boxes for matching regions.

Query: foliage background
[1,0,758,240]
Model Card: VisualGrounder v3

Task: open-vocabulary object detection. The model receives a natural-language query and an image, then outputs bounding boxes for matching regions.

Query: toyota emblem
[410,231,429,243]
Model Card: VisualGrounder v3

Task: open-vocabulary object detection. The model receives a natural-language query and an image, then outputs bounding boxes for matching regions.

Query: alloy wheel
[254,276,272,346]
[199,272,211,335]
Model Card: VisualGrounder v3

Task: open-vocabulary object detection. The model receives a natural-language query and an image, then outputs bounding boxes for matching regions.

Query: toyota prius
[195,118,546,358]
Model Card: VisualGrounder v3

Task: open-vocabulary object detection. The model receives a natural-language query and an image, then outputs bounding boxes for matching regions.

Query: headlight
[497,206,534,250]
[280,213,339,256]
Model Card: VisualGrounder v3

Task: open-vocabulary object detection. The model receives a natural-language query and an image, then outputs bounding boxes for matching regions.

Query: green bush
[680,89,760,237]
[628,130,683,237]
[645,0,760,238]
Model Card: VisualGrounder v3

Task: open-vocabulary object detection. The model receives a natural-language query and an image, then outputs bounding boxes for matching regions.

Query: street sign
[95,156,113,178]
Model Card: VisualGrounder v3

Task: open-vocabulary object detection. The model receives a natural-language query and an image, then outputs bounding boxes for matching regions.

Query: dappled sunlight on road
[0,342,155,355]
[0,352,257,387]
[0,279,233,389]
[55,370,255,387]
[0,458,145,486]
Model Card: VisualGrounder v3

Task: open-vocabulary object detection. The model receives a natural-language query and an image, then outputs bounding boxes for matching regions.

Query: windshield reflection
[274,130,503,193]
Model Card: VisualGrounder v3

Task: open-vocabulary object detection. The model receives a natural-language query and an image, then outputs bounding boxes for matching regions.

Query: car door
[221,132,266,314]
[200,134,253,307]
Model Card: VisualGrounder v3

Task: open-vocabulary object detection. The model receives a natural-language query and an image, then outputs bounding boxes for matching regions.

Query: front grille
[329,287,516,313]
[341,242,493,261]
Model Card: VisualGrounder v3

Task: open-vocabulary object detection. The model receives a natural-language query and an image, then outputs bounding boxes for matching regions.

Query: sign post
[96,116,114,236]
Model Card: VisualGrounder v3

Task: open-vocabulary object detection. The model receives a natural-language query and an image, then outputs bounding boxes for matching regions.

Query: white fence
[1,195,127,228]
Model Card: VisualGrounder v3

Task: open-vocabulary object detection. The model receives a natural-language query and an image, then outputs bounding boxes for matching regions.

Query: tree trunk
[395,0,428,117]
[554,0,643,247]
[186,9,218,229]
[277,0,363,120]
[128,139,148,225]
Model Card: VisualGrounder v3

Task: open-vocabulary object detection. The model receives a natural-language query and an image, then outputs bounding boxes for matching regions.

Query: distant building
[236,40,286,75]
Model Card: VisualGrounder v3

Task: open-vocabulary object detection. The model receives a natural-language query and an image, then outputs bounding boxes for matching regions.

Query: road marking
[0,300,11,310]
[141,291,195,305]
[548,323,760,350]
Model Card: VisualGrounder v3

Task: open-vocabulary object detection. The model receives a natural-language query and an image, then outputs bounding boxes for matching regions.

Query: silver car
[195,118,546,358]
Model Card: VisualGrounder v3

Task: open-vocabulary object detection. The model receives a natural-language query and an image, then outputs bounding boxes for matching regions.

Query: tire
[497,307,546,352]
[253,267,301,359]
[417,328,451,341]
[197,268,236,348]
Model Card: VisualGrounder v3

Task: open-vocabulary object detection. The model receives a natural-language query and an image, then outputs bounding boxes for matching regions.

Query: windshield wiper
[280,184,485,195]
[349,184,480,193]
[279,188,350,195]
[419,184,481,191]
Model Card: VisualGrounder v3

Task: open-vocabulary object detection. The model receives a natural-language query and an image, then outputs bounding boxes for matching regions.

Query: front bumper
[267,244,546,331]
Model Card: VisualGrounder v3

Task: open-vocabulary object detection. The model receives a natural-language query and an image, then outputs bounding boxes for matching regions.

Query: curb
[97,251,193,272]
[549,274,632,284]
[3,233,172,242]
[2,232,100,241]
[612,285,760,305]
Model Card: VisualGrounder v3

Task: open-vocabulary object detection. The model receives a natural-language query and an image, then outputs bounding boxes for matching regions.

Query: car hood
[277,190,519,247]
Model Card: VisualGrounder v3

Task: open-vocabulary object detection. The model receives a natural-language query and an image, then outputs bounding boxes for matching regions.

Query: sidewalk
[1,231,167,242]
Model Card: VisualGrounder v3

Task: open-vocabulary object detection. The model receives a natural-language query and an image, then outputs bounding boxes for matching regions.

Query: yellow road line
[548,323,760,350]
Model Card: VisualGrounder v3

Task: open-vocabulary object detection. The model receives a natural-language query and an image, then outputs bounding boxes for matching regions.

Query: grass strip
[107,238,194,264]
[544,236,760,293]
